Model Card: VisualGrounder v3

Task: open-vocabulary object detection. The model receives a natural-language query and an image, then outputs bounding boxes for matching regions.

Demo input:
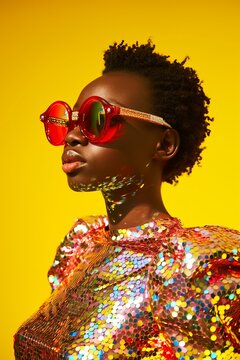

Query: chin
[67,177,100,192]
[67,173,145,193]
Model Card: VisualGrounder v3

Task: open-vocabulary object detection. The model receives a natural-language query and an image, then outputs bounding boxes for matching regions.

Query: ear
[153,129,180,161]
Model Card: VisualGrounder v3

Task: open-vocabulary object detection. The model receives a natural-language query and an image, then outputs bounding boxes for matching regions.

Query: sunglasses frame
[40,96,172,146]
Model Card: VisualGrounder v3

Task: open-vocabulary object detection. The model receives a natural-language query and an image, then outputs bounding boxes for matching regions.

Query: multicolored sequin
[14,214,240,359]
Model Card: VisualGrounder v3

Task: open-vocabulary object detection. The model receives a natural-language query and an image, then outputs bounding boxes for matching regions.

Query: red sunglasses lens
[45,103,69,145]
[81,98,122,144]
[82,100,106,140]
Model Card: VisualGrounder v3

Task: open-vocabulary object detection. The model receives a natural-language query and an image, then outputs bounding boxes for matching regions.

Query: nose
[64,126,89,146]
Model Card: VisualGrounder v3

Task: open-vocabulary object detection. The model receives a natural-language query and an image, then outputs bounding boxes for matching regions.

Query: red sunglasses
[40,96,171,146]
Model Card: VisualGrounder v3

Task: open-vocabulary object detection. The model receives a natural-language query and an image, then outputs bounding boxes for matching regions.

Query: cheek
[88,136,156,180]
[89,146,138,177]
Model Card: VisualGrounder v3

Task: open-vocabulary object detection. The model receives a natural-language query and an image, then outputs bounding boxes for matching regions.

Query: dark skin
[63,71,179,229]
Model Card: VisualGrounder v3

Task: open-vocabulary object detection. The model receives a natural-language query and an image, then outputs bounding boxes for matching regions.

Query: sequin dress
[14,214,240,359]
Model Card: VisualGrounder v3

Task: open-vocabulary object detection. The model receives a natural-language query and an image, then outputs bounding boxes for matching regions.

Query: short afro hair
[102,40,213,184]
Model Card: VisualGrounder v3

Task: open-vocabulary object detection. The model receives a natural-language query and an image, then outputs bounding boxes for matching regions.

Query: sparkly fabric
[14,214,240,359]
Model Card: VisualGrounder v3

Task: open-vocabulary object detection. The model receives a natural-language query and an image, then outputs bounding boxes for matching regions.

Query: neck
[102,182,169,230]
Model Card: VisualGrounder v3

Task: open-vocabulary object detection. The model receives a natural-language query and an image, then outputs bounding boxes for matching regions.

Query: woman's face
[62,71,164,192]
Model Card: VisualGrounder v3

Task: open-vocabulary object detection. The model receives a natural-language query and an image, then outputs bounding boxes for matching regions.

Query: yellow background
[1,0,239,358]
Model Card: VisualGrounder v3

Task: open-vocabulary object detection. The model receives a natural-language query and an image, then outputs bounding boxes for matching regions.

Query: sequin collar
[109,213,182,245]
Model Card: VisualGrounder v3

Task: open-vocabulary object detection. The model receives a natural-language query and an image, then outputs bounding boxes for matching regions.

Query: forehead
[75,71,153,113]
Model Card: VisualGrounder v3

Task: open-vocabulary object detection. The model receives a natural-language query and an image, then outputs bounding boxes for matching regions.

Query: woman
[14,41,240,359]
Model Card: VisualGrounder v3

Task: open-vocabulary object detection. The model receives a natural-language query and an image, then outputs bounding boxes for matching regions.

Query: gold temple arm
[119,107,171,128]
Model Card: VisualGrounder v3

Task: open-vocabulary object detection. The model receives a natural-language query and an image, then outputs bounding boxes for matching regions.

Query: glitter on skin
[14,214,240,358]
[70,171,147,223]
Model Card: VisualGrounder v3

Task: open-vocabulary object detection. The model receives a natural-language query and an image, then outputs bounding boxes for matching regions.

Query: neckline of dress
[108,213,182,243]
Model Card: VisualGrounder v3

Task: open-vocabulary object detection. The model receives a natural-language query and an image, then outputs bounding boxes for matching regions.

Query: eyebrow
[106,98,125,107]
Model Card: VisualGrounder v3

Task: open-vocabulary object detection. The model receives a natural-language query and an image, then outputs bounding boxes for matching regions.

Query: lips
[62,149,86,174]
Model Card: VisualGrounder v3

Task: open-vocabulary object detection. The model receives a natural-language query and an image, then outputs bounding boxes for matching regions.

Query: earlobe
[153,129,180,161]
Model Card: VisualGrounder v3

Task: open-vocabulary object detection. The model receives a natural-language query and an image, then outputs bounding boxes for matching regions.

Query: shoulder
[167,222,240,257]
[173,224,240,274]
[184,225,240,281]
[186,224,240,248]
[180,224,240,267]
[152,222,240,281]
[48,215,108,290]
